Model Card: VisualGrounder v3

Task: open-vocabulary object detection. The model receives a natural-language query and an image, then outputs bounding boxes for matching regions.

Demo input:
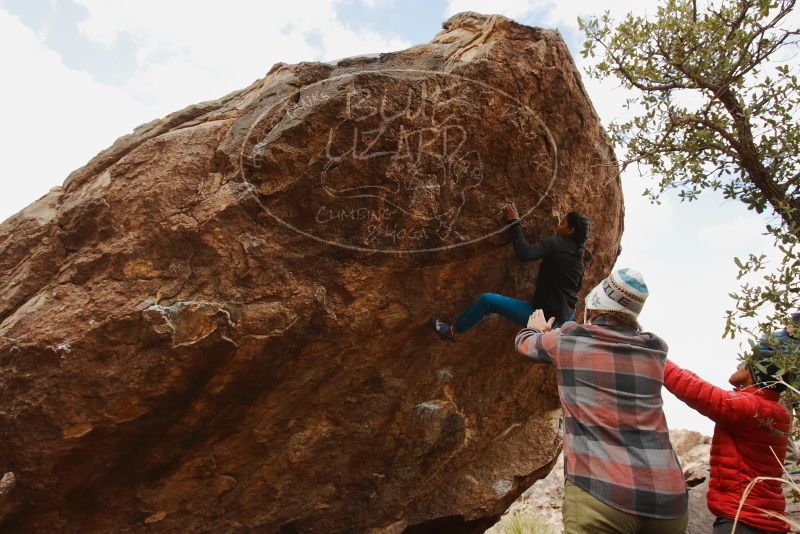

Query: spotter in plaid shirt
[515,315,688,519]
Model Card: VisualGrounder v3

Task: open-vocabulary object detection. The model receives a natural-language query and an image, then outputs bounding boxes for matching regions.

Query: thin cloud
[0,0,410,221]
[0,7,148,221]
[71,0,410,115]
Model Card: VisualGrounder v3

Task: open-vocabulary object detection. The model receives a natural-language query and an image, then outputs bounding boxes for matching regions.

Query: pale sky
[0,0,790,435]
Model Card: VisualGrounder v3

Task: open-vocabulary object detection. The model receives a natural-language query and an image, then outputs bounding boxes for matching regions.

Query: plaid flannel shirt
[515,316,688,519]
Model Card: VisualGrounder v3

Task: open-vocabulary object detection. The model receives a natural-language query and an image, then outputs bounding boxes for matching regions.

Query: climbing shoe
[430,316,457,342]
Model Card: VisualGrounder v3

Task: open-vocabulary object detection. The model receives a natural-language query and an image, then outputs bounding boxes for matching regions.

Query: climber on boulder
[431,204,591,342]
[663,312,797,534]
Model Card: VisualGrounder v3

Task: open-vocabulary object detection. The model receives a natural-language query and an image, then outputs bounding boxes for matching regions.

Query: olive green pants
[562,480,688,534]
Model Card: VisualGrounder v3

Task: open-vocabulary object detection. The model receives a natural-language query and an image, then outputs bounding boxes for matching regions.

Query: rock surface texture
[0,12,622,533]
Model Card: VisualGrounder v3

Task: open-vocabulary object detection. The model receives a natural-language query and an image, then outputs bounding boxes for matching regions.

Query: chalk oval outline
[239,68,558,255]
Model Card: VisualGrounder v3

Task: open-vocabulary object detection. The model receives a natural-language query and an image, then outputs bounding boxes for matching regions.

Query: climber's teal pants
[454,293,532,333]
[453,293,573,333]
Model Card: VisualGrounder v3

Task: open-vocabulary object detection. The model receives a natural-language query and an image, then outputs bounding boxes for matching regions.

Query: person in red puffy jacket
[664,338,793,533]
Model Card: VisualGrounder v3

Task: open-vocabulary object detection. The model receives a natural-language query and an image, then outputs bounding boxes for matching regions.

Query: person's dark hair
[748,359,792,393]
[566,211,593,263]
[751,333,796,393]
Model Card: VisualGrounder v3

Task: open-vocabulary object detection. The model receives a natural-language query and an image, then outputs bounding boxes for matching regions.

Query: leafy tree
[579,0,800,456]
[579,0,799,371]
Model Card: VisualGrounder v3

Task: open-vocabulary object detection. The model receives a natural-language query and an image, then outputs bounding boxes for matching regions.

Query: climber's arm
[507,221,556,262]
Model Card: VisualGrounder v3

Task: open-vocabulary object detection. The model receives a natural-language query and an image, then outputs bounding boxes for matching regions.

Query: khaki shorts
[562,480,688,534]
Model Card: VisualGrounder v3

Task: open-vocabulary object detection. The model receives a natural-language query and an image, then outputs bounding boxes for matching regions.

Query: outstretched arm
[664,359,762,429]
[515,326,560,365]
[507,221,556,262]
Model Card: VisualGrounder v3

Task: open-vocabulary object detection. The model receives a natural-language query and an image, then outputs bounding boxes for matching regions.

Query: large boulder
[0,12,622,533]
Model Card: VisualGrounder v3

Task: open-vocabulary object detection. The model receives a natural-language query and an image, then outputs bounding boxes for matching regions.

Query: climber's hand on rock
[527,309,555,332]
[502,203,519,223]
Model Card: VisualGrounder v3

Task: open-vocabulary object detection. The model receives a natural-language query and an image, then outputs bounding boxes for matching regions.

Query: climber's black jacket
[507,220,585,323]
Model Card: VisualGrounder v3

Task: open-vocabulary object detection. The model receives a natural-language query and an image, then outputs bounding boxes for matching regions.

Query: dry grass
[731,445,800,532]
[492,511,555,534]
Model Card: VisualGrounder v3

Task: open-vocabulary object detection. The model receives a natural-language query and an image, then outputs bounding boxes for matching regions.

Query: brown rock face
[0,12,622,533]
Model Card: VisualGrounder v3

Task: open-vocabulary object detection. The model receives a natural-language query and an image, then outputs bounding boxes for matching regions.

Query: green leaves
[582,0,800,408]
[583,0,800,220]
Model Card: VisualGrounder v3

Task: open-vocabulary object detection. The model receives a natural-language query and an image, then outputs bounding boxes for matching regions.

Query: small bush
[493,511,554,534]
